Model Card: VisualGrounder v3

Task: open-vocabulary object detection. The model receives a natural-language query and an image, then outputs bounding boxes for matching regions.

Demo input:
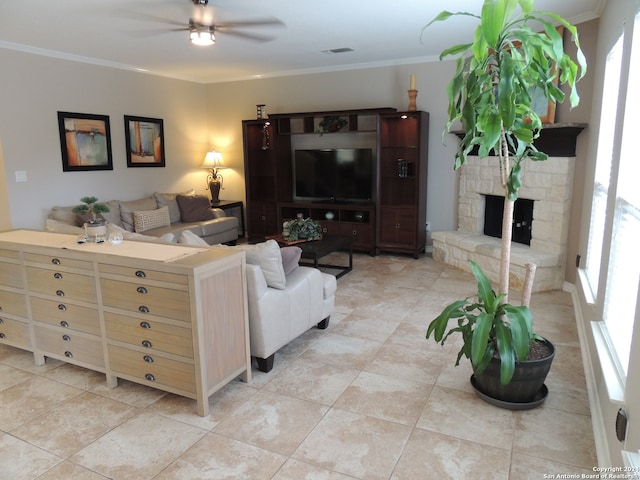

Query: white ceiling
[0,0,603,84]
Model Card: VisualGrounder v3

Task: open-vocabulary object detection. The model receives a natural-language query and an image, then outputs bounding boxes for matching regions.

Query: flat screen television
[293,148,374,203]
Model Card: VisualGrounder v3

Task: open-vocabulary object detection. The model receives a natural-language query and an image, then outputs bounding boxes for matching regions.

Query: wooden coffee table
[270,234,352,278]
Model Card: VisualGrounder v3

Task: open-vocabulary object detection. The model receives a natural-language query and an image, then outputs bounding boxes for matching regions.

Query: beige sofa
[47,191,238,245]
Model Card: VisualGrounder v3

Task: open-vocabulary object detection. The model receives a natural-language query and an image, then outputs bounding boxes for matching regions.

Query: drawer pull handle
[64,351,73,358]
[138,306,149,313]
[58,304,67,311]
[52,258,61,265]
[142,340,152,348]
[136,286,148,294]
[54,272,63,279]
[139,321,151,329]
[145,373,156,382]
[56,290,65,297]
[62,334,71,341]
[143,355,154,363]
[0,333,5,339]
[135,270,146,278]
[395,223,400,229]
[60,321,69,328]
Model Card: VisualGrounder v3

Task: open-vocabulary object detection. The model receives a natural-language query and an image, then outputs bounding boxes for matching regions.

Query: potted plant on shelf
[424,0,586,408]
[72,196,110,241]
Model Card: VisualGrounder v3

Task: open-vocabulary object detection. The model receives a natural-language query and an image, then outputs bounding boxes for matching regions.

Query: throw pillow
[154,189,195,224]
[132,206,171,233]
[176,194,216,223]
[280,246,302,275]
[237,239,286,289]
[106,223,175,244]
[119,197,157,232]
[179,229,210,246]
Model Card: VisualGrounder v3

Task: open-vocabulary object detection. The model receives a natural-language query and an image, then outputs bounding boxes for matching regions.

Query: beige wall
[0,48,208,229]
[0,140,11,230]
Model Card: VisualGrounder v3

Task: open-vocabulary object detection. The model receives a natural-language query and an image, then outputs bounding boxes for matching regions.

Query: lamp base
[208,179,221,203]
[408,89,418,111]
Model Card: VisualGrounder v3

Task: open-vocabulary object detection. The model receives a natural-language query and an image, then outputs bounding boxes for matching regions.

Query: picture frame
[124,115,165,167]
[57,111,113,172]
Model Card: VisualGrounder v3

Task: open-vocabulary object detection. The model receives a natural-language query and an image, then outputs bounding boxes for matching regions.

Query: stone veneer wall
[432,154,575,292]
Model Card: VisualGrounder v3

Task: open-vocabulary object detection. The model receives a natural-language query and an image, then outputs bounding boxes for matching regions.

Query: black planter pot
[471,338,555,409]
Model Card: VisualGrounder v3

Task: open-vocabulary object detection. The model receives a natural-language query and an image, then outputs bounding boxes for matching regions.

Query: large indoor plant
[424,0,586,406]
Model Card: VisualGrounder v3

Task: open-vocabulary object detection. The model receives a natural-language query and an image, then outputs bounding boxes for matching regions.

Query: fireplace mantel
[452,123,587,157]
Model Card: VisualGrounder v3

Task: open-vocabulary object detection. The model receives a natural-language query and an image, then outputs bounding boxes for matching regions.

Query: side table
[211,199,245,238]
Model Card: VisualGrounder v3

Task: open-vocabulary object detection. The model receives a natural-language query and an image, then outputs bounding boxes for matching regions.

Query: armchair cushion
[236,239,286,289]
[280,246,302,274]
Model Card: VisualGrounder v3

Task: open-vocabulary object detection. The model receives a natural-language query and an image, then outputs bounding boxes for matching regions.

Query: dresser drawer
[104,312,193,358]
[100,279,190,322]
[99,264,188,285]
[0,262,24,289]
[24,253,93,271]
[0,289,28,317]
[30,297,100,335]
[108,344,195,394]
[0,317,31,349]
[0,248,21,261]
[26,267,96,303]
[34,325,104,368]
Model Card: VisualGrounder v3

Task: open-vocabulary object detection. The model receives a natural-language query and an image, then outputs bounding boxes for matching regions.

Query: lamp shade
[200,151,223,169]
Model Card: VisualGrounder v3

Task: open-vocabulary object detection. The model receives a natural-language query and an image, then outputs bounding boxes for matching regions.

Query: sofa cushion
[119,197,157,232]
[153,189,195,224]
[133,206,171,233]
[237,239,286,289]
[176,194,217,223]
[45,218,85,234]
[280,246,302,275]
[107,223,175,244]
[49,206,82,226]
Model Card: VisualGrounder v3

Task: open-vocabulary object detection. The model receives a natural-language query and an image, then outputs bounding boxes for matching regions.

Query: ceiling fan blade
[215,18,285,29]
[215,29,277,43]
[113,9,186,28]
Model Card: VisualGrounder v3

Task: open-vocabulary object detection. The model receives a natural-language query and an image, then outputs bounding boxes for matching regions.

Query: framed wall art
[124,115,165,167]
[57,111,113,172]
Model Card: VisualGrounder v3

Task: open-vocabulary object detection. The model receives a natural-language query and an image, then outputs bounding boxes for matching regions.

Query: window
[603,15,640,375]
[585,34,623,296]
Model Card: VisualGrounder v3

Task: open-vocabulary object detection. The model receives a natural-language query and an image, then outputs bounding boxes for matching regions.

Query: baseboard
[567,282,611,467]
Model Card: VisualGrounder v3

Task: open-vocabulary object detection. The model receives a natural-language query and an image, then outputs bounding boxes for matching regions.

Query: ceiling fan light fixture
[190,26,215,46]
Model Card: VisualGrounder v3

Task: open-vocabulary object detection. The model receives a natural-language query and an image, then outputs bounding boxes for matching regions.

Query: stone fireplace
[432,124,585,292]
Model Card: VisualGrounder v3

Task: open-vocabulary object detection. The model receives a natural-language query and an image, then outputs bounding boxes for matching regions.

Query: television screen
[294,149,373,202]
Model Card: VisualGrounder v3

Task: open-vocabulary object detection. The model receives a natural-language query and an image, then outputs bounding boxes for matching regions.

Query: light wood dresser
[0,229,251,416]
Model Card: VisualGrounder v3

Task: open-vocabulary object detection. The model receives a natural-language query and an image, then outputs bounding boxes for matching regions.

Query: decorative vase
[325,211,335,220]
[84,223,107,243]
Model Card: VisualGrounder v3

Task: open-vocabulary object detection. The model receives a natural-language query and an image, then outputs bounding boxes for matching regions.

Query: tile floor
[0,253,597,479]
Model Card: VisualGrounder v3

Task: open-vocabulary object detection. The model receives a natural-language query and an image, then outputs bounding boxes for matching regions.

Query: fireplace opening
[484,195,534,246]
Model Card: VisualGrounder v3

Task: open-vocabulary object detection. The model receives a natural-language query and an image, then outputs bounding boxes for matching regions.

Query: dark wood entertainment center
[242,108,429,258]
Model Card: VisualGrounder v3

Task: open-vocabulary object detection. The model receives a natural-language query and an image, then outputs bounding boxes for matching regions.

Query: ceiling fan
[142,0,285,46]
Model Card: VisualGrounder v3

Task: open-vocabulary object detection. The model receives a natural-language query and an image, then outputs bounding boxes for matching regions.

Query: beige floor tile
[330,312,401,343]
[264,356,359,405]
[416,385,516,450]
[391,428,511,480]
[0,347,64,373]
[294,408,412,480]
[510,452,595,479]
[0,432,62,480]
[301,333,383,370]
[149,379,259,429]
[0,376,83,431]
[434,361,476,393]
[70,411,207,480]
[513,407,598,468]
[214,390,329,456]
[155,433,286,479]
[37,461,111,479]
[273,458,356,479]
[365,342,443,385]
[334,371,432,426]
[0,362,33,391]
[43,362,109,391]
[11,391,136,457]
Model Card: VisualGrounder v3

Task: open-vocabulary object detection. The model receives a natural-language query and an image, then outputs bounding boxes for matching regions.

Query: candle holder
[407,90,418,111]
